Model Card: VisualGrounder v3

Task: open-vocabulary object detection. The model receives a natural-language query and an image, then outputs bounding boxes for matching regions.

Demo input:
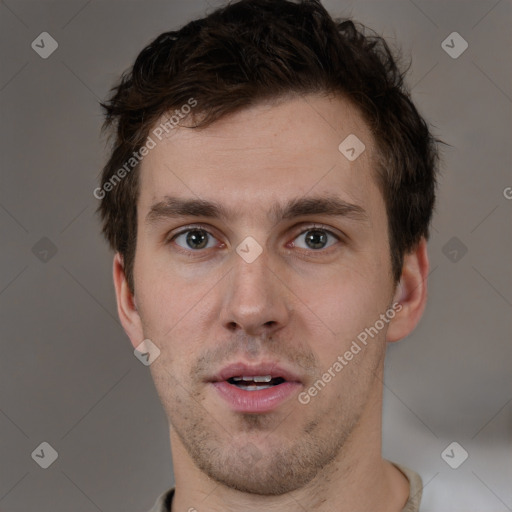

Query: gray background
[0,0,511,511]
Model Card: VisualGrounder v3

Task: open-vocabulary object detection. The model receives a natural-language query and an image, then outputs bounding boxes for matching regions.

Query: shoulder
[146,488,175,512]
[391,462,423,512]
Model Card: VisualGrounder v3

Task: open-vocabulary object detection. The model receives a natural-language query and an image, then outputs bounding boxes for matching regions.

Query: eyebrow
[145,195,368,226]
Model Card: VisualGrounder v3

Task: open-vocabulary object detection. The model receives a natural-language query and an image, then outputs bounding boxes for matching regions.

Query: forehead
[137,94,382,221]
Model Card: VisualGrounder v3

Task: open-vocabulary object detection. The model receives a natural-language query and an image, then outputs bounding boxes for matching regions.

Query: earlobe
[113,253,144,349]
[386,238,430,343]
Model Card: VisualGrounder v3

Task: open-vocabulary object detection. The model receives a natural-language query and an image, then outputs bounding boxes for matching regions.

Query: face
[126,93,400,494]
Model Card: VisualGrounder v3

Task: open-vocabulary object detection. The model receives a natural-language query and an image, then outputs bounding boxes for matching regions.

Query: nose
[219,251,291,337]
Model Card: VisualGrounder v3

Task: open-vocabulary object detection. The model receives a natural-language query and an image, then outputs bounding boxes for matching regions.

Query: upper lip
[208,362,303,383]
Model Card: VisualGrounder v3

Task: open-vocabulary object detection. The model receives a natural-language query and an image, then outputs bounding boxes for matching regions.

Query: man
[97,0,438,510]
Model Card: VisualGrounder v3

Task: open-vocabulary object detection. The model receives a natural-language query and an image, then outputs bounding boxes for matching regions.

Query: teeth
[254,375,272,382]
[243,384,273,391]
[237,375,272,382]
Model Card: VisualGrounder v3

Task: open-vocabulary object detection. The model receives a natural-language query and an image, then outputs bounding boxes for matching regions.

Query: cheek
[300,267,389,336]
[294,266,392,383]
[133,247,207,336]
[134,272,174,338]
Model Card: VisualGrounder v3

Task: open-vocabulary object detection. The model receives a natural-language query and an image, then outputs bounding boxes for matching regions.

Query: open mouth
[227,375,286,391]
[210,364,302,412]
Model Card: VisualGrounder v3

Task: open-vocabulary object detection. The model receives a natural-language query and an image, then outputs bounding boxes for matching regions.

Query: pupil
[306,230,327,249]
[186,229,208,249]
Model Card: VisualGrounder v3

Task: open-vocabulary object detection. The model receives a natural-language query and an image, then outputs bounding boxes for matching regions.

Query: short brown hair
[98,0,439,293]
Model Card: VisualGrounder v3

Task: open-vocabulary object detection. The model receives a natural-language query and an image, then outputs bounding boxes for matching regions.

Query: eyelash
[287,224,341,254]
[167,223,342,256]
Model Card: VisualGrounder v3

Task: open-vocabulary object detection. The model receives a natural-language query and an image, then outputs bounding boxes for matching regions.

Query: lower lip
[211,381,301,413]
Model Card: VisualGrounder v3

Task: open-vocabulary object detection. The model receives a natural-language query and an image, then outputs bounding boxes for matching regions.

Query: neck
[169,370,410,512]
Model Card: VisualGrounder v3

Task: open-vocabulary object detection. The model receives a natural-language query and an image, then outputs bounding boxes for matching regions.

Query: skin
[113,93,429,512]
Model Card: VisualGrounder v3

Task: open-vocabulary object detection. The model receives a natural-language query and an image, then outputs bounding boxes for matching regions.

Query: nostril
[227,321,238,331]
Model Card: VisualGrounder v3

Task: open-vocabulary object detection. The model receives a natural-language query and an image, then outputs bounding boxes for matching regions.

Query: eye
[291,228,339,250]
[173,228,219,250]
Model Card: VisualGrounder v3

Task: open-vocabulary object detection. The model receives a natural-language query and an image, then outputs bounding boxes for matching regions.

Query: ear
[386,238,429,343]
[113,252,144,349]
